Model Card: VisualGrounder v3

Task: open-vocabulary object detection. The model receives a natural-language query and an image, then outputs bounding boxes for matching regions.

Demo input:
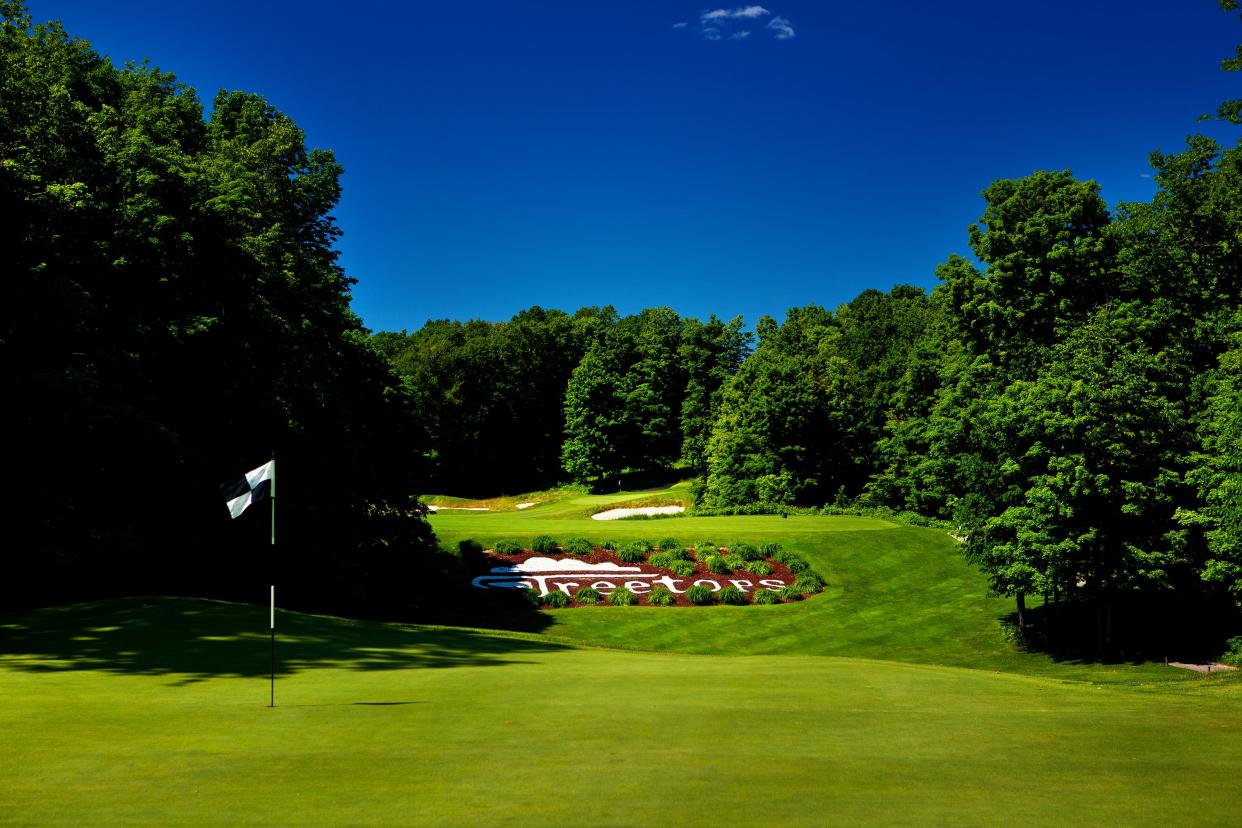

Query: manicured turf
[2,598,1240,826]
[3,487,1239,824]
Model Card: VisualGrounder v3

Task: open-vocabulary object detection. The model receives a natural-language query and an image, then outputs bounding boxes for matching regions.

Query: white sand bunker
[515,502,538,509]
[591,505,686,520]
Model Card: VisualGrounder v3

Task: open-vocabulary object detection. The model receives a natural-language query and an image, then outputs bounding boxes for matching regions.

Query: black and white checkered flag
[221,460,275,519]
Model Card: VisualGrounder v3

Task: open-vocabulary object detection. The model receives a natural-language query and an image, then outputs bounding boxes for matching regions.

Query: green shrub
[706,556,730,575]
[531,535,558,554]
[647,551,680,568]
[493,539,523,556]
[784,556,809,574]
[776,586,803,601]
[1221,636,1242,667]
[752,589,780,605]
[761,542,783,558]
[733,543,762,561]
[657,537,680,551]
[518,588,542,607]
[647,587,676,606]
[608,587,638,606]
[745,560,772,576]
[562,537,594,556]
[686,584,715,605]
[541,590,570,608]
[457,539,483,556]
[668,560,696,577]
[694,542,717,559]
[616,540,648,563]
[574,586,602,605]
[600,540,617,551]
[717,586,748,606]
[794,572,825,593]
[723,553,746,569]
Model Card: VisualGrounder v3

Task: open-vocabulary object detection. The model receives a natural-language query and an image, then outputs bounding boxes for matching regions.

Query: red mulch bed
[476,546,809,608]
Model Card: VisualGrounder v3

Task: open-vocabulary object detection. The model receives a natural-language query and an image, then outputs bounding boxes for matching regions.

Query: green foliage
[646,587,676,606]
[706,556,731,575]
[733,544,762,561]
[668,560,697,577]
[685,584,715,605]
[723,553,746,569]
[648,550,689,568]
[608,588,638,606]
[492,540,523,556]
[760,543,783,558]
[717,586,748,606]
[518,588,542,607]
[783,556,809,574]
[776,586,803,601]
[1220,636,1242,667]
[745,560,773,576]
[574,587,603,605]
[562,537,594,557]
[657,537,681,551]
[693,543,718,559]
[615,541,648,563]
[541,590,570,608]
[601,540,617,551]
[752,588,780,605]
[531,535,558,555]
[794,573,825,594]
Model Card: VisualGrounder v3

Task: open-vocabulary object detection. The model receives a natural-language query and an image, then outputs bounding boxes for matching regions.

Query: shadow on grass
[0,597,570,682]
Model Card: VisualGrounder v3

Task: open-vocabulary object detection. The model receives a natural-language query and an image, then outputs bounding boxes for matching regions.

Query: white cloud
[703,26,722,40]
[730,30,751,39]
[701,5,769,23]
[672,21,688,28]
[767,15,795,39]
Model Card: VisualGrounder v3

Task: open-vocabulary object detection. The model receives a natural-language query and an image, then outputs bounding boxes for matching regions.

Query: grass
[3,484,1240,824]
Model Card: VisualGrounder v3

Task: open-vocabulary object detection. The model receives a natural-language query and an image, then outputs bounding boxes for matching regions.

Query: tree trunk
[1016,592,1027,638]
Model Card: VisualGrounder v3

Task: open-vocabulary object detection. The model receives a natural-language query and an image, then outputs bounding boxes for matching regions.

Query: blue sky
[29,1,1241,332]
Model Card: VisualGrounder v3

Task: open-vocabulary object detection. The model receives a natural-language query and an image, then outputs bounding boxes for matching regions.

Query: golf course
[3,485,1239,825]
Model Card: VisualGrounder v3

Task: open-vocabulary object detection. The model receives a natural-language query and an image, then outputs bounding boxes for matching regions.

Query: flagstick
[270,454,276,708]
[269,584,275,708]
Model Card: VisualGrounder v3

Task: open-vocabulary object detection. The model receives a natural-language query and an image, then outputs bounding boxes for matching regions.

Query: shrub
[745,560,773,576]
[794,572,825,593]
[723,553,746,569]
[647,551,678,568]
[1221,636,1242,667]
[706,556,730,575]
[733,543,762,561]
[752,589,780,605]
[493,539,523,556]
[608,587,638,606]
[574,586,602,605]
[717,586,748,606]
[761,542,783,558]
[647,587,675,606]
[616,540,648,563]
[657,537,680,551]
[518,588,542,607]
[776,586,803,601]
[600,540,617,551]
[541,590,569,608]
[457,539,483,556]
[562,537,594,556]
[686,584,715,605]
[668,560,696,577]
[694,542,717,559]
[784,556,809,574]
[531,535,558,554]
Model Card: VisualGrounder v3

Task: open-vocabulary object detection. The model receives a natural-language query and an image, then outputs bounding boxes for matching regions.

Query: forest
[4,0,1242,653]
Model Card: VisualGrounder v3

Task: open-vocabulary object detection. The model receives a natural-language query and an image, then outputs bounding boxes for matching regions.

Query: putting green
[1,599,1239,825]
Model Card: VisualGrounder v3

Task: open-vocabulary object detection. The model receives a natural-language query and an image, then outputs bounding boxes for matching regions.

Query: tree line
[2,2,438,615]
[378,4,1242,651]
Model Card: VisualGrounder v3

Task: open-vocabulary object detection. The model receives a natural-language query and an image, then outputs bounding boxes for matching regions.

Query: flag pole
[270,453,276,708]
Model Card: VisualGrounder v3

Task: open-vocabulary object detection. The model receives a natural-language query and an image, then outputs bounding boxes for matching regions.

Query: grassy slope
[2,599,1240,826]
[4,487,1239,824]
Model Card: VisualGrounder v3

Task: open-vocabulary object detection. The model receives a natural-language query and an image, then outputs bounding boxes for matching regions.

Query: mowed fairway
[3,489,1240,825]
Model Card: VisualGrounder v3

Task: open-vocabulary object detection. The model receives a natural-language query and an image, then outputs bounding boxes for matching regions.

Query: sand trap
[591,505,686,520]
[426,505,490,512]
[1168,661,1237,673]
[515,502,538,509]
